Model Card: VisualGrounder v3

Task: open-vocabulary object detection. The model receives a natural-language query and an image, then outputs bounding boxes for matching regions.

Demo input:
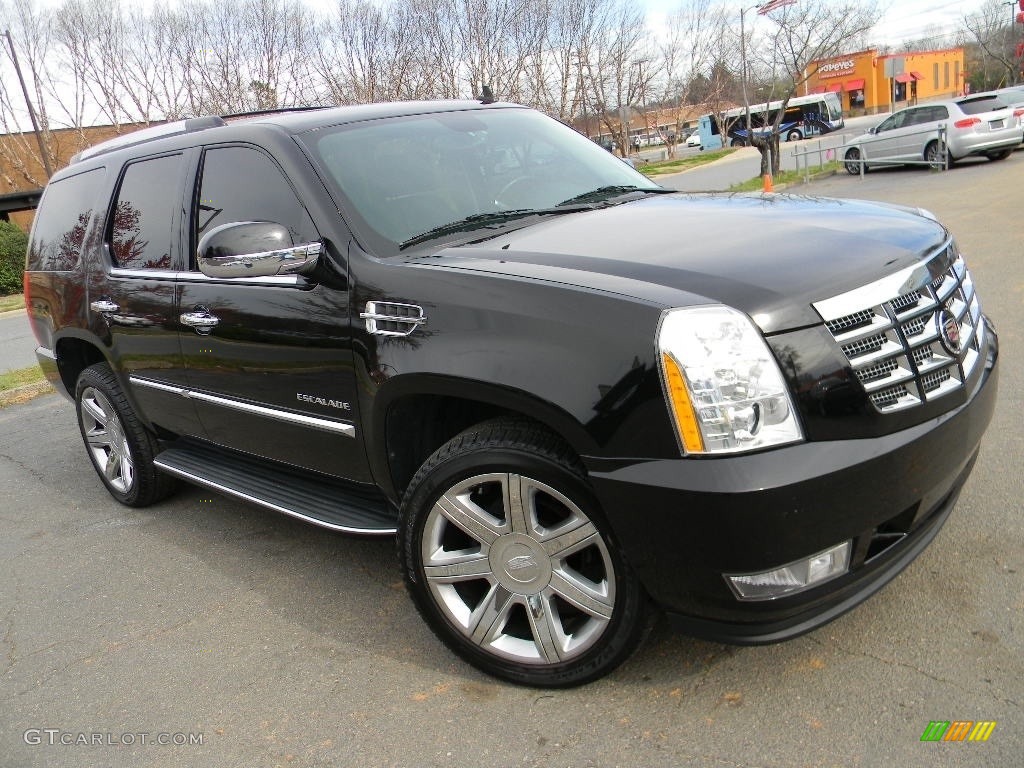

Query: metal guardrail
[791,125,949,180]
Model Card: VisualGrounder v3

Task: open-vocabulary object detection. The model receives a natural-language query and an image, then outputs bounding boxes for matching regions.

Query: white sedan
[685,132,702,148]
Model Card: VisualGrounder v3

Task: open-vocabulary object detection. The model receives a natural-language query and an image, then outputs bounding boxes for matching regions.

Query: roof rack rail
[220,105,333,121]
[70,115,228,164]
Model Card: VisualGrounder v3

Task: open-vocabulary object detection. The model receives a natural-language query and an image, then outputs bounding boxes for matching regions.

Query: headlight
[657,305,804,455]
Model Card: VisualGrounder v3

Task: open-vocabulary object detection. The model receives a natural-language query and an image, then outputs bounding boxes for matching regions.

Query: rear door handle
[90,299,119,313]
[180,307,220,334]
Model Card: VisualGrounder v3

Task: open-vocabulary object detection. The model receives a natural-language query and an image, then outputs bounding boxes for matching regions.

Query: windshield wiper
[556,185,674,206]
[399,205,596,250]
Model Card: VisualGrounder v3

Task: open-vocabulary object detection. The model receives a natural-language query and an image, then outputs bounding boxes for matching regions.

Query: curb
[770,167,840,192]
[0,380,54,408]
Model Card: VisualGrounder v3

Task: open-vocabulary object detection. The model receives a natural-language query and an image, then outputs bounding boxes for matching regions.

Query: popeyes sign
[817,59,856,79]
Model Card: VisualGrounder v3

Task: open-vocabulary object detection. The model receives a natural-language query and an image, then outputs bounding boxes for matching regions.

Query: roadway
[0,309,35,373]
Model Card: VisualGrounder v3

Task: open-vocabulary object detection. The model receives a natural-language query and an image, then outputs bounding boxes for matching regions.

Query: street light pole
[3,28,53,179]
[1004,1,1017,85]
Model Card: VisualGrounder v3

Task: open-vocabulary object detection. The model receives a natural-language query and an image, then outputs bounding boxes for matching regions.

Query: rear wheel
[75,363,176,507]
[986,149,1012,161]
[399,419,648,687]
[925,140,950,169]
[844,148,863,175]
[787,129,803,142]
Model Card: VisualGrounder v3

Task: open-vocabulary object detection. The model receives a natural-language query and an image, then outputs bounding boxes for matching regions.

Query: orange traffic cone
[762,173,774,192]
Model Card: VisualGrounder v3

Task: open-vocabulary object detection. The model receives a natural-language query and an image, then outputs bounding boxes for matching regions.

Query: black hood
[418,193,949,333]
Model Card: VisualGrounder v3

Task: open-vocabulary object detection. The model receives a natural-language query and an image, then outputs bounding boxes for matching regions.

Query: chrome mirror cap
[197,220,321,279]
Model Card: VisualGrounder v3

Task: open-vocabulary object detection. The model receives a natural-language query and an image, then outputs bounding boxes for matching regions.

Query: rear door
[176,143,370,482]
[896,106,937,160]
[94,151,205,438]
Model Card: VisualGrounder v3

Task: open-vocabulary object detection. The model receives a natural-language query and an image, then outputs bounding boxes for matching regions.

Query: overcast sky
[640,0,974,47]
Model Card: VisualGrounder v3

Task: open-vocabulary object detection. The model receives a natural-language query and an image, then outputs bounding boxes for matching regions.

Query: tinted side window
[876,115,897,132]
[900,109,923,127]
[27,168,105,271]
[108,154,184,270]
[194,146,317,257]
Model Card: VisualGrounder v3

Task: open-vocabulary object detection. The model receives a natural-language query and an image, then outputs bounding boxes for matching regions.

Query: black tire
[844,148,863,175]
[787,129,802,142]
[75,363,176,507]
[731,138,746,148]
[986,149,1012,161]
[398,418,649,687]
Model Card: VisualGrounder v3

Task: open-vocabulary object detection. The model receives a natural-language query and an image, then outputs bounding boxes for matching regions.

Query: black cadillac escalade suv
[24,101,998,687]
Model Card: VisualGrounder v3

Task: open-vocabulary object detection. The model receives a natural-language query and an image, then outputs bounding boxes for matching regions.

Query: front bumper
[584,323,998,644]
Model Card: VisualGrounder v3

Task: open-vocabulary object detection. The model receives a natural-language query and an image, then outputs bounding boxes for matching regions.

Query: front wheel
[730,138,746,147]
[787,129,802,142]
[399,419,648,687]
[75,363,176,507]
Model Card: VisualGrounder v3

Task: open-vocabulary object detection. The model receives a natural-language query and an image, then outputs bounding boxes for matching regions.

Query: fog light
[726,541,852,601]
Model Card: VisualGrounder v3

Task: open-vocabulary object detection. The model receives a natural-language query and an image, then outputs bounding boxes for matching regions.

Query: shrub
[0,221,29,296]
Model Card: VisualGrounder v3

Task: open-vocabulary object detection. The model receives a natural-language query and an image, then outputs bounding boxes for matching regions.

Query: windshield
[302,107,661,254]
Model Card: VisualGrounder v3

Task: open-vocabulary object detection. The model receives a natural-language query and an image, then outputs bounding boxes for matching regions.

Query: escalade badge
[937,308,961,355]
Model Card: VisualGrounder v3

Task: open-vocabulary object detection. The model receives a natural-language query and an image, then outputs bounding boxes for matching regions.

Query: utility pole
[3,29,53,179]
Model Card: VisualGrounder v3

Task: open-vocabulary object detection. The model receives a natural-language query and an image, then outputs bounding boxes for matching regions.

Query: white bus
[698,92,844,150]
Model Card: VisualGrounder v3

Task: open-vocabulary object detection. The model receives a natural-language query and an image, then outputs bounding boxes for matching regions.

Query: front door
[177,144,370,483]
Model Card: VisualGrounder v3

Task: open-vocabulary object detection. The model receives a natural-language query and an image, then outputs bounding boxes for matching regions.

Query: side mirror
[197,221,321,279]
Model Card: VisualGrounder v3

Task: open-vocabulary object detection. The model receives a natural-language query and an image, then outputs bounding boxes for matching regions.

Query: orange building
[805,48,966,115]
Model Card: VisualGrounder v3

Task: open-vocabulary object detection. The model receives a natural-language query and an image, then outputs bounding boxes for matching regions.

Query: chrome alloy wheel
[421,472,615,665]
[78,386,135,494]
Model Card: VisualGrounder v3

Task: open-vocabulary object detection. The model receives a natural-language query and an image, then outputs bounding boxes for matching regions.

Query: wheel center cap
[489,534,552,594]
[504,547,541,583]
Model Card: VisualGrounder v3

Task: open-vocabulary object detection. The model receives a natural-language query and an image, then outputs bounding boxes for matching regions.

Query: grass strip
[638,149,737,177]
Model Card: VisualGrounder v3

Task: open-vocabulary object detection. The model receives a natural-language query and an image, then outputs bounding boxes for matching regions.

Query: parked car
[685,131,702,148]
[843,94,1024,173]
[26,100,998,687]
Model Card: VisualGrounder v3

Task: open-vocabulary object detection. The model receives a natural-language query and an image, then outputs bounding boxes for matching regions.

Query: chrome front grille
[813,241,984,414]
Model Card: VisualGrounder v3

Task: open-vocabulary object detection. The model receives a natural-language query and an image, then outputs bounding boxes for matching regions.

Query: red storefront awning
[845,78,865,91]
[811,85,827,94]
[911,71,924,80]
[894,73,913,83]
[827,82,842,92]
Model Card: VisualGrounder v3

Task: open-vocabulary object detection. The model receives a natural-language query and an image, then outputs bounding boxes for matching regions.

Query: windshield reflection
[304,108,660,254]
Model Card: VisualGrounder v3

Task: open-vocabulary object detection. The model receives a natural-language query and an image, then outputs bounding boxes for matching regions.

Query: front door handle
[180,307,220,335]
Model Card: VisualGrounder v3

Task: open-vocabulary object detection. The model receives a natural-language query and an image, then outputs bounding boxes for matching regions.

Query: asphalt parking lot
[1,156,1022,768]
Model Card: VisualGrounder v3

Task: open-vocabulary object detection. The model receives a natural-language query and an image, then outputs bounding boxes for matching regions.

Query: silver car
[843,94,1024,173]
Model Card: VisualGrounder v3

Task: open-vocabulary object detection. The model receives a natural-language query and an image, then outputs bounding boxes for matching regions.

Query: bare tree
[964,0,1022,90]
[658,0,730,157]
[748,0,881,176]
[580,0,653,156]
[0,0,59,188]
